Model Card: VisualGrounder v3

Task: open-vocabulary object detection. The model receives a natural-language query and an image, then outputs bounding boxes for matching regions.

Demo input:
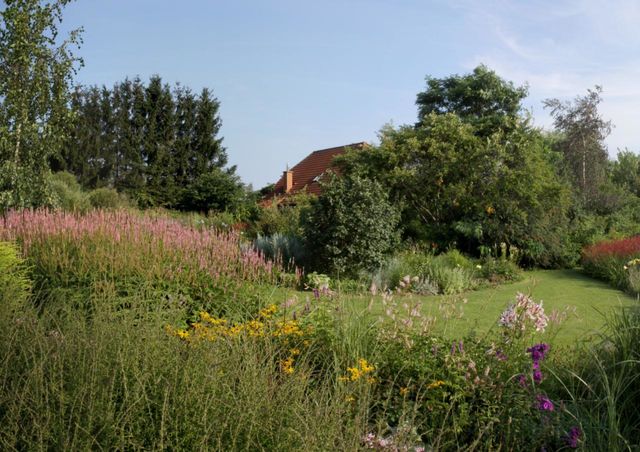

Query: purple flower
[451,341,456,356]
[527,343,550,363]
[533,369,543,384]
[563,426,582,448]
[458,340,464,354]
[536,394,554,411]
[495,349,508,361]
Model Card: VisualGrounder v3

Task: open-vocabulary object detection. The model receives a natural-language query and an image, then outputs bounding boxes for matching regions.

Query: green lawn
[286,269,639,347]
[426,269,638,345]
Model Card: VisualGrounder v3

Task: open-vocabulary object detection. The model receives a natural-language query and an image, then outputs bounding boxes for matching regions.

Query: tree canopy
[57,76,240,211]
[338,66,572,266]
[416,64,528,136]
[0,0,82,211]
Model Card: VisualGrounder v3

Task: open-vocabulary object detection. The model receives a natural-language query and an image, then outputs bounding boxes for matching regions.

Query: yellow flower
[347,366,363,381]
[345,395,355,403]
[259,304,278,319]
[427,380,446,390]
[399,387,409,396]
[359,358,375,373]
[176,329,190,339]
[280,357,295,374]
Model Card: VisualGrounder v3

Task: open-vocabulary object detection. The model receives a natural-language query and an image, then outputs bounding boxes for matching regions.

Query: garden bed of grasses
[0,209,639,450]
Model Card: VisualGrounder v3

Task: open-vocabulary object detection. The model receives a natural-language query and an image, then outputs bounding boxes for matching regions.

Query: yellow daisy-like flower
[427,380,446,390]
[359,358,375,373]
[399,387,410,396]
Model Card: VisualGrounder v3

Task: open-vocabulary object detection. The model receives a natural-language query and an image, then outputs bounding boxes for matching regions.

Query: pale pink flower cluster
[362,432,425,451]
[499,292,548,333]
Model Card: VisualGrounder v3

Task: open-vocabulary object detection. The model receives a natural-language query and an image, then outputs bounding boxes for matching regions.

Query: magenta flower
[536,394,554,411]
[533,369,543,384]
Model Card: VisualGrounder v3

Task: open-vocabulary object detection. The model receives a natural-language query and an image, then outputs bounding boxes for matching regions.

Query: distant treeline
[52,76,242,210]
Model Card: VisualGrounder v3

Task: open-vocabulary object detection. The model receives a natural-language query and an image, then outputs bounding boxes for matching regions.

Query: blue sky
[60,0,640,189]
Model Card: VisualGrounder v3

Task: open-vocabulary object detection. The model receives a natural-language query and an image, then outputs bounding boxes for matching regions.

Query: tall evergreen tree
[61,76,239,211]
[194,88,228,173]
[143,75,176,206]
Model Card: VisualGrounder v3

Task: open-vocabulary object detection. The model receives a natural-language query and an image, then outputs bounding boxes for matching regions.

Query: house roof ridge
[310,142,366,155]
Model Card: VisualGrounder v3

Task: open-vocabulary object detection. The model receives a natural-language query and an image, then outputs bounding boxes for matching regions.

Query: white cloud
[455,0,640,153]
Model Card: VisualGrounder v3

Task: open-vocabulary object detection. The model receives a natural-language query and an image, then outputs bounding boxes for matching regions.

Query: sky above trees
[58,0,640,189]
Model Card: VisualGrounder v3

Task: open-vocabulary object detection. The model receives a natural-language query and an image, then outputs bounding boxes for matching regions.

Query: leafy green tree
[544,86,612,208]
[338,66,574,265]
[416,64,528,136]
[610,149,640,197]
[302,174,400,276]
[0,0,82,211]
[178,167,244,213]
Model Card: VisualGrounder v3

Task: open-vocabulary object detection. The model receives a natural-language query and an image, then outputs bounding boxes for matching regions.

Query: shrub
[303,175,400,276]
[250,193,312,238]
[371,250,478,295]
[50,171,90,212]
[87,187,130,209]
[0,241,31,307]
[177,168,245,213]
[478,257,523,284]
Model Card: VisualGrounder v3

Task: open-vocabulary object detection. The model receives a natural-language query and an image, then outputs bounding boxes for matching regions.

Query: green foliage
[416,64,528,136]
[610,149,640,196]
[61,77,238,211]
[557,307,640,449]
[544,86,612,209]
[0,0,82,211]
[371,250,479,295]
[0,241,31,307]
[87,187,130,209]
[177,167,245,213]
[248,193,312,238]
[303,175,400,276]
[338,111,572,267]
[477,257,522,284]
[50,171,90,212]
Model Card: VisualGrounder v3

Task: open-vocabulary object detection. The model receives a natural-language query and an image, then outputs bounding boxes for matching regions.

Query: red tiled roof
[272,142,365,196]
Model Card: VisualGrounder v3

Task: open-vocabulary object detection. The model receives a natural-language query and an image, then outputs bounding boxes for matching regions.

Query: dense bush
[303,175,400,277]
[0,241,31,306]
[50,171,91,212]
[87,187,130,209]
